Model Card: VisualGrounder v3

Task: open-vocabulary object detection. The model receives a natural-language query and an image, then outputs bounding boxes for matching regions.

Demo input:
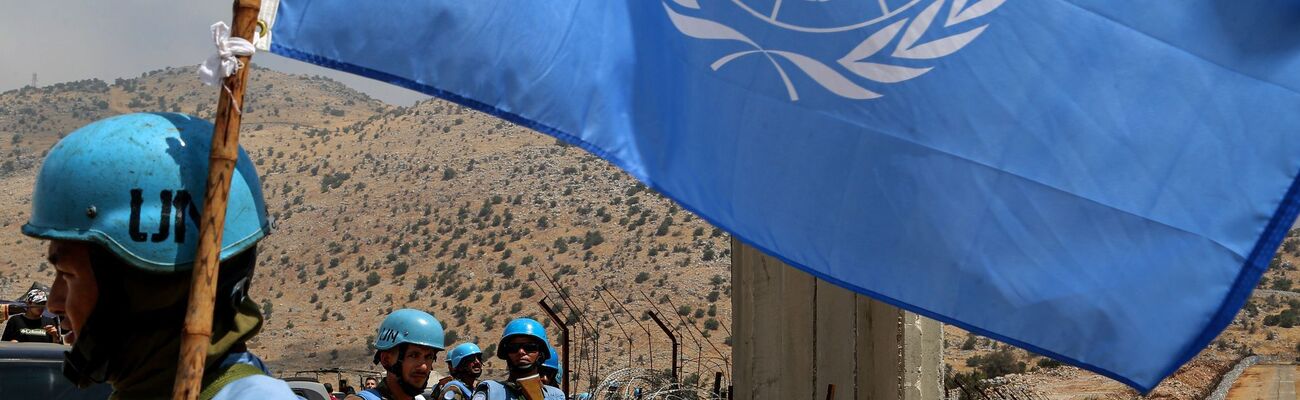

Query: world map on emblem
[664,0,1005,100]
[733,0,921,32]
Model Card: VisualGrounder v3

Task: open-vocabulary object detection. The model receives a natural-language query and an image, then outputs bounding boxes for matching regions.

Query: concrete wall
[732,239,943,400]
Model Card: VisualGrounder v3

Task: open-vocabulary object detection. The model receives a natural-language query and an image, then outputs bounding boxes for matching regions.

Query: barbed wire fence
[588,368,725,400]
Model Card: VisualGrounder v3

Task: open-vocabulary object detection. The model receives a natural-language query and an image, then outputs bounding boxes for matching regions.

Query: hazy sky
[1,1,430,106]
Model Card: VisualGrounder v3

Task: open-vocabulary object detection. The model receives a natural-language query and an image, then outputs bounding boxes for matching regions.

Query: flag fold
[261,0,1300,390]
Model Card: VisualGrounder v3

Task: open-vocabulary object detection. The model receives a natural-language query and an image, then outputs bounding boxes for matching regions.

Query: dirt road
[1227,363,1297,400]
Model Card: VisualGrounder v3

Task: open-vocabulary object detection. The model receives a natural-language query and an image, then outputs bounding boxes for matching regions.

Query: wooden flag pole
[172,0,261,398]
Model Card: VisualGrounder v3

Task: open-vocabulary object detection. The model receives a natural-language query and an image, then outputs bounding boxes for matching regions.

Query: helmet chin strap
[63,321,111,388]
[508,351,545,376]
[62,261,131,388]
[381,344,428,397]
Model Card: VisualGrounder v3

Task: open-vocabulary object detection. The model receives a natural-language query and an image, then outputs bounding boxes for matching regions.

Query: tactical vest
[441,380,473,400]
[475,380,564,400]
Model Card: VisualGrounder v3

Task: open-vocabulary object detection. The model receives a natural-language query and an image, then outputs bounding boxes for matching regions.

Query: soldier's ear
[379,349,397,366]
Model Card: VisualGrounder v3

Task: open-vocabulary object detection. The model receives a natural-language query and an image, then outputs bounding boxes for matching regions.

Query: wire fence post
[648,311,678,382]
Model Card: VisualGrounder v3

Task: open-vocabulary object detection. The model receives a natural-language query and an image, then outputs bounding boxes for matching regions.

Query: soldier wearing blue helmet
[537,344,562,394]
[471,318,564,400]
[349,308,446,400]
[23,113,294,399]
[437,343,483,400]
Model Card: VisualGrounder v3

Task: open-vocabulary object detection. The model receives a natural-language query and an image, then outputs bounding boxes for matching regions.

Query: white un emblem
[663,0,1005,101]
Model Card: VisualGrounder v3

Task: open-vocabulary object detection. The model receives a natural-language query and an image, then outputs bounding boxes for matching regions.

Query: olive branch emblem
[664,0,1004,101]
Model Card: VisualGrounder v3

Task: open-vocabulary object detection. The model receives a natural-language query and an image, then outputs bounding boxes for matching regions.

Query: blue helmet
[375,309,446,351]
[447,342,483,370]
[496,318,551,362]
[22,113,269,273]
[540,343,561,381]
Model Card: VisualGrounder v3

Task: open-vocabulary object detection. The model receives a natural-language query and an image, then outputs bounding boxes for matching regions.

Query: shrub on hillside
[582,230,605,249]
[1263,306,1300,328]
[497,262,516,278]
[1272,277,1294,292]
[961,335,977,350]
[965,349,1025,379]
[1036,358,1062,369]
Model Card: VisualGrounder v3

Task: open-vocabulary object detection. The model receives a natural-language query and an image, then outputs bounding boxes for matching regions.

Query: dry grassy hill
[0,66,732,388]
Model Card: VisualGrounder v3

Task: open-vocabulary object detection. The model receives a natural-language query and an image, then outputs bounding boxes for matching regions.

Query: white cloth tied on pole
[198,22,255,86]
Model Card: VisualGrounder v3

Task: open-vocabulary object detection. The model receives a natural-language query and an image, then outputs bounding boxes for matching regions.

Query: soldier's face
[504,337,542,369]
[383,344,436,391]
[464,355,483,375]
[23,302,43,319]
[46,241,97,345]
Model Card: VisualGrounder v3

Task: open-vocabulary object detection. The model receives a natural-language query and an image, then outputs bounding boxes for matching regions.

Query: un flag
[259,0,1300,391]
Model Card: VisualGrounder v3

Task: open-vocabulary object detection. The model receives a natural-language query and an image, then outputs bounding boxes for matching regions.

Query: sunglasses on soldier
[502,342,542,354]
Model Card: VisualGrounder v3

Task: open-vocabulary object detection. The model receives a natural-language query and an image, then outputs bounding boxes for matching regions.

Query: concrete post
[731,238,942,400]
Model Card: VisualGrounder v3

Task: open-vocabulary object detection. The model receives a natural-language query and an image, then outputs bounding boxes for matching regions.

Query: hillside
[938,230,1300,400]
[0,66,732,387]
[2,67,1299,398]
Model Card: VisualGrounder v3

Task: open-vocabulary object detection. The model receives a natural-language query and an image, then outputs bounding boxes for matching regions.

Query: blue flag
[257,0,1300,390]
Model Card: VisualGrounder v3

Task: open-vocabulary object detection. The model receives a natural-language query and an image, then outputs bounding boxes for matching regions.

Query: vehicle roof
[287,380,328,388]
[0,342,69,361]
[286,380,331,400]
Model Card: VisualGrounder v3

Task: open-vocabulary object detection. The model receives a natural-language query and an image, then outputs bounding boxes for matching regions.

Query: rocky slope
[0,66,732,388]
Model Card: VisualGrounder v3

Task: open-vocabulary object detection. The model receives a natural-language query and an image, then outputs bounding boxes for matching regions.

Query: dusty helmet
[375,308,446,351]
[496,318,551,362]
[541,343,561,381]
[22,113,269,272]
[447,342,483,370]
